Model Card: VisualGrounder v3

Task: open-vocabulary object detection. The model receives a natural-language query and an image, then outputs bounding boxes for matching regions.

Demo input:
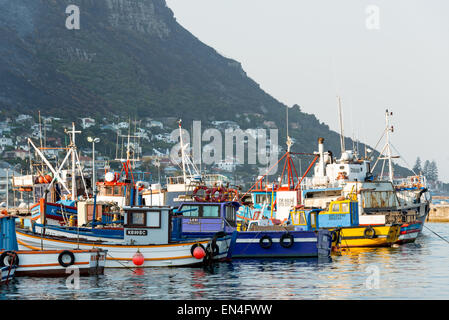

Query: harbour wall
[428,204,449,222]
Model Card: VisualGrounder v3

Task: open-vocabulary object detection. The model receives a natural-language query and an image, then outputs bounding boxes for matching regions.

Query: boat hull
[16,229,231,268]
[332,225,401,248]
[226,229,332,258]
[0,266,15,284]
[0,249,106,277]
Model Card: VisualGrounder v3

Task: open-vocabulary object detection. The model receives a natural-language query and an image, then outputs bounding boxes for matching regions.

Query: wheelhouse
[174,201,240,236]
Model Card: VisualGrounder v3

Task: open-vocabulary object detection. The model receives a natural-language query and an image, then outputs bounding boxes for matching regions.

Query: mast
[337,96,345,156]
[385,109,394,182]
[67,122,81,201]
[178,119,187,184]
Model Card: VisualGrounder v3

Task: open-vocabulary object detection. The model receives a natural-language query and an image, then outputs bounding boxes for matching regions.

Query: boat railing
[393,175,427,189]
[300,178,341,190]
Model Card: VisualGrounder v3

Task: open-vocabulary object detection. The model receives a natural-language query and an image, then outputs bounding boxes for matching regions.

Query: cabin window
[299,212,307,225]
[105,186,113,196]
[341,203,349,213]
[181,205,199,217]
[331,203,340,213]
[203,205,220,217]
[292,212,300,225]
[147,211,161,228]
[128,212,145,226]
[310,212,316,228]
[255,194,272,204]
[114,186,121,196]
[225,206,235,227]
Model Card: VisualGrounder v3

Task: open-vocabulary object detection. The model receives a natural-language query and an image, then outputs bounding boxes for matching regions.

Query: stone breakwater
[428,204,449,222]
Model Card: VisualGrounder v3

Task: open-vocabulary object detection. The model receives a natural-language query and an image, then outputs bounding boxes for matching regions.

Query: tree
[423,160,430,178]
[427,160,438,182]
[413,157,422,174]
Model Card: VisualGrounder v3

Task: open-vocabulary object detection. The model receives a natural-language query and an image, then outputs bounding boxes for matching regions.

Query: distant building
[0,136,13,148]
[16,114,33,122]
[146,120,164,129]
[3,149,28,160]
[118,122,129,129]
[81,117,96,129]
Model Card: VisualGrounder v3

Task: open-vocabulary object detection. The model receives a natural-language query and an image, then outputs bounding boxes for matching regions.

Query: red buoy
[132,251,144,266]
[44,174,52,183]
[193,246,206,260]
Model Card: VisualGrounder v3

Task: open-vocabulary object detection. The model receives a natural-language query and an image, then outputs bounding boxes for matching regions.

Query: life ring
[259,235,273,249]
[58,250,75,267]
[279,233,294,248]
[0,251,19,268]
[209,187,227,202]
[193,186,210,202]
[364,227,376,239]
[190,243,206,257]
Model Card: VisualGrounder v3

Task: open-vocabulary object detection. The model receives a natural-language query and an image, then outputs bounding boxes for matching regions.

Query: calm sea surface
[2,222,449,300]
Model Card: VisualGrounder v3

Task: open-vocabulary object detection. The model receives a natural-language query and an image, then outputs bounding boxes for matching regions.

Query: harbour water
[2,222,449,300]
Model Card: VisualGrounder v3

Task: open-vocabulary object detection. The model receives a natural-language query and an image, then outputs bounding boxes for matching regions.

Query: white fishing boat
[16,206,231,268]
[142,120,230,206]
[0,214,106,279]
[0,249,106,277]
[300,108,431,244]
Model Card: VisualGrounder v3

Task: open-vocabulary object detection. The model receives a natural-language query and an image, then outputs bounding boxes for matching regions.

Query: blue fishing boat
[172,200,335,259]
[0,214,18,285]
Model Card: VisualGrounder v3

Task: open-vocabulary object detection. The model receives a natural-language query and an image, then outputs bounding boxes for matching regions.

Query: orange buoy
[44,174,52,183]
[132,251,144,266]
[38,176,45,184]
[193,246,206,260]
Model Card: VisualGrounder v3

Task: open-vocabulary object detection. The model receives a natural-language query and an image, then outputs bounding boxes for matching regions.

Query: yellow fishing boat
[288,193,400,248]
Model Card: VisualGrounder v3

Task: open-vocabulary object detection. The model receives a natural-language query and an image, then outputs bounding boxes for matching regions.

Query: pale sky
[165,0,449,181]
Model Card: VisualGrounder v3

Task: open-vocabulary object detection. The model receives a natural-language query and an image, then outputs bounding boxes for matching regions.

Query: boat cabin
[172,201,240,237]
[289,198,359,231]
[123,206,172,245]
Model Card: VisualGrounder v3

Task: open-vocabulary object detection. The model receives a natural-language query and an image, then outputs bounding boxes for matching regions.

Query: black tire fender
[0,251,19,267]
[279,233,294,248]
[259,235,273,249]
[58,250,75,267]
[364,227,376,239]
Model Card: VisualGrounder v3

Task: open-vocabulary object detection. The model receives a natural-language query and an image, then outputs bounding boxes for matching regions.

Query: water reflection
[1,223,449,299]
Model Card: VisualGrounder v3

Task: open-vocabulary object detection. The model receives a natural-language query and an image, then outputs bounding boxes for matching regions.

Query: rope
[5,253,16,285]
[105,251,140,274]
[423,225,449,245]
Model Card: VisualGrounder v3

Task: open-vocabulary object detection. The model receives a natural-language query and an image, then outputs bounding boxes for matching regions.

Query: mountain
[0,0,413,177]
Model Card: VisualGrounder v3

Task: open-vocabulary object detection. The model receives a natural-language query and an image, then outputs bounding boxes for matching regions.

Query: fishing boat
[299,110,430,244]
[171,200,335,259]
[16,205,231,268]
[0,215,17,285]
[0,213,106,278]
[141,120,232,207]
[289,192,401,248]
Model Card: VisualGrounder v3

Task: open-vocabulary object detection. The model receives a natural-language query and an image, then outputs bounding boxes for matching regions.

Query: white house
[147,120,164,129]
[0,137,13,148]
[81,117,96,129]
[16,114,33,122]
[118,122,129,129]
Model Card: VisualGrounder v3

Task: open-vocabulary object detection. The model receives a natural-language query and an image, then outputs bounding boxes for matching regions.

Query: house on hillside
[81,117,96,129]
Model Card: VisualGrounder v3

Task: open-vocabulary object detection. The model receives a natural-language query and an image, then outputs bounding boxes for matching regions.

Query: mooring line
[423,225,449,245]
[105,252,139,274]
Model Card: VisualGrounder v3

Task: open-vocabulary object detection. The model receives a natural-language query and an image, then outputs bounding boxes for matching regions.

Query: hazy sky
[165,0,449,181]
